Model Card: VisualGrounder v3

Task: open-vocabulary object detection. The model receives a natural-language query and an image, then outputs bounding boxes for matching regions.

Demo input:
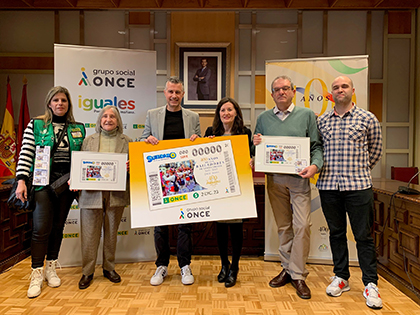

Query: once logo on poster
[163,194,188,204]
[77,67,137,112]
[78,67,136,88]
[180,206,211,220]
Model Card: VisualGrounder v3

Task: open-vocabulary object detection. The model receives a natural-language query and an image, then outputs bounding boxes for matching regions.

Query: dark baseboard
[377,264,420,305]
[0,249,31,274]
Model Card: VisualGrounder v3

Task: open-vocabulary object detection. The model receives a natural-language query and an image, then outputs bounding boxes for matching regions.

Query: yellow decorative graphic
[206,175,221,186]
[304,78,329,116]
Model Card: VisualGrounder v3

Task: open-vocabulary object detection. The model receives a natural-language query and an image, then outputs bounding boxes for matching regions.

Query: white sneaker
[326,276,350,297]
[363,282,383,309]
[45,259,61,287]
[180,265,194,285]
[150,266,168,286]
[27,267,43,298]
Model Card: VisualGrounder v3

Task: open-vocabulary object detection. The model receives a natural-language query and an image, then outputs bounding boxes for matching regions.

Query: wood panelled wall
[170,12,236,98]
[0,184,32,273]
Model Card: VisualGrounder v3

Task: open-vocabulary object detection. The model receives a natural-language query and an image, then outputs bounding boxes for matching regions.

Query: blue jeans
[154,224,192,268]
[319,188,378,286]
[31,188,75,268]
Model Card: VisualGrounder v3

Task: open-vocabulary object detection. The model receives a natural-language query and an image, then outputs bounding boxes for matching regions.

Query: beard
[333,94,352,105]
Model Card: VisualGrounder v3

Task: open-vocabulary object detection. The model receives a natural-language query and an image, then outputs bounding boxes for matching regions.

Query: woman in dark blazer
[77,105,131,290]
[204,97,252,287]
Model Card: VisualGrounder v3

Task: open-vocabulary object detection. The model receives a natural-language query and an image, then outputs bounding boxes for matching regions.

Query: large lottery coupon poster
[129,135,257,228]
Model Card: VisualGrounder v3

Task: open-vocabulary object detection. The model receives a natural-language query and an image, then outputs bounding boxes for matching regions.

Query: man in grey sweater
[252,75,323,299]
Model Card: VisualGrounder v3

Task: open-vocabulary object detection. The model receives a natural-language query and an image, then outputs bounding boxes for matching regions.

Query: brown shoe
[291,279,311,299]
[269,269,291,288]
[78,274,93,290]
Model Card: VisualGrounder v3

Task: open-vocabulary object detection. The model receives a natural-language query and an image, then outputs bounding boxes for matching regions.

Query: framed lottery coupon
[70,151,128,191]
[144,140,241,211]
[254,136,310,174]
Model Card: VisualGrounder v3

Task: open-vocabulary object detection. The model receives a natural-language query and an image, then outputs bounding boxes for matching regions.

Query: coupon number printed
[265,144,300,165]
[81,160,118,183]
[144,140,241,210]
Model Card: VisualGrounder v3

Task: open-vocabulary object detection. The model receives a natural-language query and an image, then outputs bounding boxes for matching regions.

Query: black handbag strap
[51,121,68,157]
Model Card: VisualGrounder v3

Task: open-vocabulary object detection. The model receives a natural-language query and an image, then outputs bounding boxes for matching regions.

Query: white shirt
[273,103,294,121]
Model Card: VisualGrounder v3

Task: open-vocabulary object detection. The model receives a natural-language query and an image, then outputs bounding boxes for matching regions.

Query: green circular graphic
[193,192,199,199]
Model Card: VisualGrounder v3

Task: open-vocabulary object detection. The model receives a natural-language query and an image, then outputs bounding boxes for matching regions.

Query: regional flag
[0,77,16,176]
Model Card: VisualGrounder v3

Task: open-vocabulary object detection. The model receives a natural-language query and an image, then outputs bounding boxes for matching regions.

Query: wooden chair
[391,166,419,184]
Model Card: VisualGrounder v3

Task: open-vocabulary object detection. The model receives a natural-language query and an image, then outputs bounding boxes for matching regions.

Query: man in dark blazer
[141,76,201,286]
[193,58,211,100]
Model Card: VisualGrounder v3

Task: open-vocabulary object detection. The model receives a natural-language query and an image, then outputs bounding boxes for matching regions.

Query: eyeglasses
[272,86,292,93]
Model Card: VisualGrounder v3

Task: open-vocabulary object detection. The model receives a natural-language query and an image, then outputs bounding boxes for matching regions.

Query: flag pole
[17,76,30,158]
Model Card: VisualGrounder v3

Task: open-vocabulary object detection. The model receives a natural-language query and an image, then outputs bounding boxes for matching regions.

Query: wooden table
[372,178,420,303]
[0,177,32,272]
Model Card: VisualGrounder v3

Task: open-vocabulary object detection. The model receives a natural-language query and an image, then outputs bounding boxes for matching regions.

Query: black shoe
[218,264,230,283]
[79,274,93,289]
[225,269,238,288]
[103,270,121,283]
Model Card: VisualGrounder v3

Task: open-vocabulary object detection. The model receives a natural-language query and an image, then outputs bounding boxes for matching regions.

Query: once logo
[163,194,188,204]
[92,77,135,89]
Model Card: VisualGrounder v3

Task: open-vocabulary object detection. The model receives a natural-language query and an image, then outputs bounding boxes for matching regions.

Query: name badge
[71,128,83,138]
[71,131,83,138]
[33,146,50,186]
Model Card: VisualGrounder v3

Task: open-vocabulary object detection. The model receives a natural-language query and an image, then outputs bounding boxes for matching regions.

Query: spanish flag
[0,76,16,176]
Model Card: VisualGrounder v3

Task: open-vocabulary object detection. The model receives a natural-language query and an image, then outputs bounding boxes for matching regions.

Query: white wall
[0,74,53,123]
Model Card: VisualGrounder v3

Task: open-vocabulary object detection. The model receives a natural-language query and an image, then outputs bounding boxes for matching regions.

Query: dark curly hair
[212,97,246,136]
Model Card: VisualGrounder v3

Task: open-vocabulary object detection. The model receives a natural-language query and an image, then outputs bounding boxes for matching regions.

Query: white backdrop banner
[264,55,368,265]
[55,44,157,266]
[54,44,156,140]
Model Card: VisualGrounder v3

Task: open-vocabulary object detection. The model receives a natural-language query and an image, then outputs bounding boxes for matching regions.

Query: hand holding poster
[130,135,257,228]
[254,136,310,174]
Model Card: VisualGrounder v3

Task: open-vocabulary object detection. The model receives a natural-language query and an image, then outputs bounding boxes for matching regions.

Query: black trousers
[319,188,378,286]
[31,188,75,268]
[154,224,192,268]
[217,222,243,271]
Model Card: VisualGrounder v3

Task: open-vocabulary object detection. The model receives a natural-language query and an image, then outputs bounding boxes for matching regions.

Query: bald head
[331,76,355,107]
[332,76,353,89]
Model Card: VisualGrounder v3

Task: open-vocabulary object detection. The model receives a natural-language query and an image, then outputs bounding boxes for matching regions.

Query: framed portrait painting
[176,43,230,109]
